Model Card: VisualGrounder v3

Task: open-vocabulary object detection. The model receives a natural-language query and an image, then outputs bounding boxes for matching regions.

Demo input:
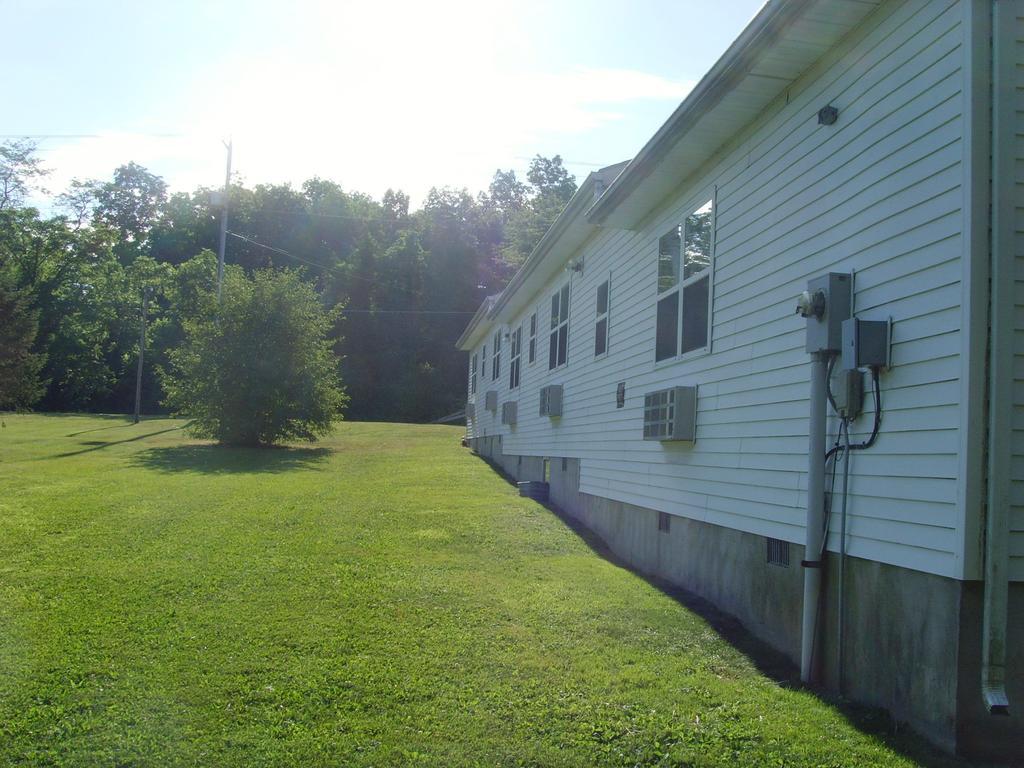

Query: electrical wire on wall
[821,362,885,695]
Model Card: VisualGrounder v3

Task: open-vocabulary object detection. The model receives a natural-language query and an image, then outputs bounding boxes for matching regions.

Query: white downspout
[981,0,1013,716]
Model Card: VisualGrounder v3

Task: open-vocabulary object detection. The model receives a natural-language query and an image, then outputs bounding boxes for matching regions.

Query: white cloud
[27,1,695,210]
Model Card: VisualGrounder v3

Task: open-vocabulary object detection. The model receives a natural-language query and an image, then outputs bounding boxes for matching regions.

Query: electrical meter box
[803,273,852,354]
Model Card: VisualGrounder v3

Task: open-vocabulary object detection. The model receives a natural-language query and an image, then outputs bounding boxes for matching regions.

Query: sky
[6,0,766,209]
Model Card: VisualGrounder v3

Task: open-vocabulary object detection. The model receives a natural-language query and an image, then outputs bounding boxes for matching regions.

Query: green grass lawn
[0,414,967,767]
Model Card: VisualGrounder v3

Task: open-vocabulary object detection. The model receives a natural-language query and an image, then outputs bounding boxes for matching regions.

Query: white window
[594,277,610,357]
[528,312,537,364]
[491,331,501,381]
[549,283,570,370]
[509,324,522,389]
[655,198,713,362]
[470,353,478,394]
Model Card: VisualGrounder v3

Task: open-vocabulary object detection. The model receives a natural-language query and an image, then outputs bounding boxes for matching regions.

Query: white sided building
[457,0,1023,758]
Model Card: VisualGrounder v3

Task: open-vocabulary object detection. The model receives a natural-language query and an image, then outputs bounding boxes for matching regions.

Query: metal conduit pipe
[800,351,830,683]
[837,418,851,694]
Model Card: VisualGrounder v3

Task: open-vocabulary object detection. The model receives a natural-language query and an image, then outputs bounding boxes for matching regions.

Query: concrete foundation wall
[468,445,1024,760]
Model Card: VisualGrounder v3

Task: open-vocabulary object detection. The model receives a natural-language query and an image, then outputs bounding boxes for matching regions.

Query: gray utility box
[841,317,891,370]
[501,400,518,426]
[466,402,475,421]
[804,272,852,354]
[539,384,563,418]
[643,385,697,442]
[485,390,498,411]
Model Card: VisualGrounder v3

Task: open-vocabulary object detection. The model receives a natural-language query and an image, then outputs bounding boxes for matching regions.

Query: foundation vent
[658,511,671,533]
[766,537,790,567]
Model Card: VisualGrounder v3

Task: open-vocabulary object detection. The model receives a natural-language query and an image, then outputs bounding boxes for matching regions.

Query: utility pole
[216,138,233,302]
[133,287,150,424]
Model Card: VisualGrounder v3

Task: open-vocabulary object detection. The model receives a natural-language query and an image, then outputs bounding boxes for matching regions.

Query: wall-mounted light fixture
[566,258,584,274]
[818,105,839,126]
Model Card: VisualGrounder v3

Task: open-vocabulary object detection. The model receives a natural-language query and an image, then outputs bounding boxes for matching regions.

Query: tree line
[0,140,578,422]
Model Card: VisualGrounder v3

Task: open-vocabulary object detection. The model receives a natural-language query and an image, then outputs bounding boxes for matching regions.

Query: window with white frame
[548,284,570,370]
[491,331,501,381]
[528,312,537,364]
[594,277,610,357]
[470,353,478,394]
[655,198,713,362]
[509,324,522,389]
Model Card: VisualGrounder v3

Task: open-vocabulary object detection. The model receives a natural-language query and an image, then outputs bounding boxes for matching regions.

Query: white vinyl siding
[1008,2,1024,581]
[483,0,970,579]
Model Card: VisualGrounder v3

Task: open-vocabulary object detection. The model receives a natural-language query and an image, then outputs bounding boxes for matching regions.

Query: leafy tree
[93,162,168,263]
[501,155,577,265]
[0,140,49,211]
[163,268,347,445]
[55,178,99,228]
[0,147,578,422]
[0,206,129,410]
[0,266,45,409]
[484,169,528,222]
[525,154,576,202]
[149,189,219,265]
[382,188,410,221]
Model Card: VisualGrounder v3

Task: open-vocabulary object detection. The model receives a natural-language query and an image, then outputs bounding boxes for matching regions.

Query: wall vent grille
[766,537,790,567]
[658,511,671,533]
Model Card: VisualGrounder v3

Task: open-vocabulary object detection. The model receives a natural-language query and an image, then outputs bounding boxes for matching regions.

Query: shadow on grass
[51,426,185,458]
[66,421,134,437]
[131,443,332,474]
[476,455,978,768]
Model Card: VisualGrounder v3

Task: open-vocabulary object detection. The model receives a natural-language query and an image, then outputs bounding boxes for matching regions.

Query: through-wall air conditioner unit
[485,390,498,411]
[466,402,475,421]
[643,385,697,442]
[502,401,518,426]
[539,384,563,418]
